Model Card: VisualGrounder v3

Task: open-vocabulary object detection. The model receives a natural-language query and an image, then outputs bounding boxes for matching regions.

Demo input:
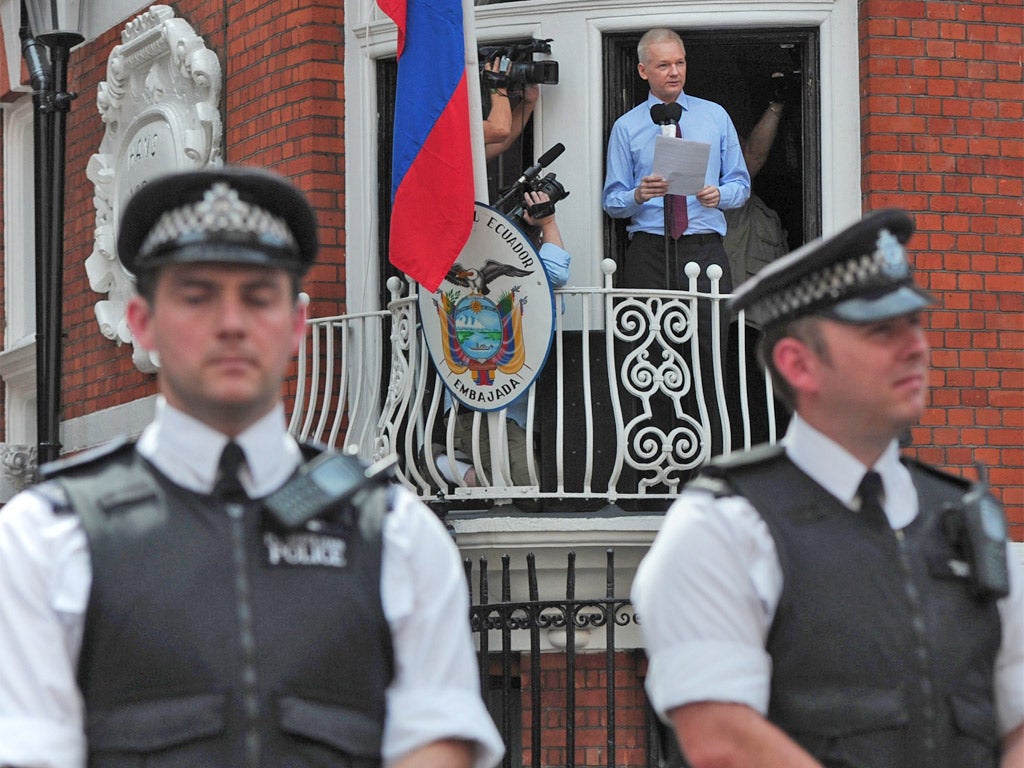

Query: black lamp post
[20,0,84,466]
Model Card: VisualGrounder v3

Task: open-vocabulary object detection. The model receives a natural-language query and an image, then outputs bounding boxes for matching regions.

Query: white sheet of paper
[652,134,711,195]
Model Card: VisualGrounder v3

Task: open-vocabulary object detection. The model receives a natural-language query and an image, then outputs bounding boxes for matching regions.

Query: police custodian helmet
[117,166,319,278]
[729,208,935,329]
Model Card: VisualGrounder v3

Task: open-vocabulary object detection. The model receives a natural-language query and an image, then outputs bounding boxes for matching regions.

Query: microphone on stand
[648,103,683,288]
[650,102,682,135]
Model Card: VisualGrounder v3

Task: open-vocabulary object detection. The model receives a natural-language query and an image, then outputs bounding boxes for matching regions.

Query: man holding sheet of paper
[602,28,750,456]
[602,27,750,292]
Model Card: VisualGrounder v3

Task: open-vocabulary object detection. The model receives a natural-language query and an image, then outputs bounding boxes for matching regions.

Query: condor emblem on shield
[418,203,555,412]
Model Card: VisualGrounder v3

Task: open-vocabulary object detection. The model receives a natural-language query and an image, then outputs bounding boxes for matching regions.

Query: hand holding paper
[652,134,711,196]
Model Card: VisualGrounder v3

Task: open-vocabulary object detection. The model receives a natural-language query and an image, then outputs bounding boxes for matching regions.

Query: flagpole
[463,0,513,490]
[461,0,488,201]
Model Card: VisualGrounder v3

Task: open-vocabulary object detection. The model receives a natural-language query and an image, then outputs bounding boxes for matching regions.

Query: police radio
[263,450,396,530]
[942,463,1010,602]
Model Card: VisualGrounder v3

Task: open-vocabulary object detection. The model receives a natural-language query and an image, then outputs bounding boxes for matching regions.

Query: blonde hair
[637,28,684,65]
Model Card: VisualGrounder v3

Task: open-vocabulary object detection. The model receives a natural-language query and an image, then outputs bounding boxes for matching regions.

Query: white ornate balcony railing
[288,259,782,511]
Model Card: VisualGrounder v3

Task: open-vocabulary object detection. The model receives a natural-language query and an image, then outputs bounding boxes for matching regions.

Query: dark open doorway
[601,27,821,271]
[378,27,822,302]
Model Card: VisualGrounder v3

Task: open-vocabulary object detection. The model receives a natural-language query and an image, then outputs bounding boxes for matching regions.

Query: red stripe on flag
[377,0,406,56]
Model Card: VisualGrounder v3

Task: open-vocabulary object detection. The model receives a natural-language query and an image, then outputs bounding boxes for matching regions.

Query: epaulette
[298,440,329,461]
[30,479,74,515]
[685,443,787,498]
[901,455,971,492]
[706,441,786,472]
[37,436,135,480]
[685,474,735,498]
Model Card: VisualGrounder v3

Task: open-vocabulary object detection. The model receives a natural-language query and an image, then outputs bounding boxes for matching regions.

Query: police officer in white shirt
[632,208,1024,768]
[0,167,504,768]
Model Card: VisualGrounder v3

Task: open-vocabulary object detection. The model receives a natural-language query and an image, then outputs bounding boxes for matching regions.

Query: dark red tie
[668,123,688,239]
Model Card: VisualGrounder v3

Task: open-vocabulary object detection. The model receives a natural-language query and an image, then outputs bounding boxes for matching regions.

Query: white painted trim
[0,342,36,398]
[3,99,35,348]
[2,100,37,444]
[343,17,384,317]
[453,513,661,650]
[60,394,156,453]
[0,341,36,444]
[344,0,862,316]
[0,0,28,94]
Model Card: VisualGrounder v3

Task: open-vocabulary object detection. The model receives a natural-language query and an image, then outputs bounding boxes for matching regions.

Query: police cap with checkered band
[728,208,935,328]
[117,166,318,277]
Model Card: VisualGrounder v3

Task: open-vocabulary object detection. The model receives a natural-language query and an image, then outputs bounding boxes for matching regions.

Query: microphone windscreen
[664,102,682,123]
[649,104,667,124]
[536,142,565,167]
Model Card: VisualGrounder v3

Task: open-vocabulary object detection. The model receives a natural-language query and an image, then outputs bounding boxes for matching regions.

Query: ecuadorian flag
[379,0,474,292]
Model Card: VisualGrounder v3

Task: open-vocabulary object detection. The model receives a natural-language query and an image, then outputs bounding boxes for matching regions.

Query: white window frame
[343,0,861,316]
[1,99,37,445]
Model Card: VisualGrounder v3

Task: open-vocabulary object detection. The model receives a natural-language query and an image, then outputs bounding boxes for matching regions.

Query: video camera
[493,143,570,222]
[519,172,569,219]
[479,38,559,91]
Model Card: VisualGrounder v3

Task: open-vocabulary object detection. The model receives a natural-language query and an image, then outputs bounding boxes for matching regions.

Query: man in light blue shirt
[603,29,749,457]
[602,27,750,292]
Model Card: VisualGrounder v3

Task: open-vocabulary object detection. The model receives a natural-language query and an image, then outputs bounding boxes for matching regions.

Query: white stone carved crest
[86,5,222,372]
[0,443,38,501]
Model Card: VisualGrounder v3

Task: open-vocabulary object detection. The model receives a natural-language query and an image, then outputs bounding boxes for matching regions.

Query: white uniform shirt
[0,399,504,768]
[632,413,1024,737]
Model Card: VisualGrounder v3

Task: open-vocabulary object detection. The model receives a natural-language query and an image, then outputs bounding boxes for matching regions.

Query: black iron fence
[466,550,684,768]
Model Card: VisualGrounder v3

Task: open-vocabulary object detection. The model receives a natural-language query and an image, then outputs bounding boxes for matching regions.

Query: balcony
[288,259,785,516]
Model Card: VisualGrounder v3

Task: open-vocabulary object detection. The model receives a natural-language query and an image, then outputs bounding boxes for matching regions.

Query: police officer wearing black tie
[632,208,1024,768]
[0,167,503,767]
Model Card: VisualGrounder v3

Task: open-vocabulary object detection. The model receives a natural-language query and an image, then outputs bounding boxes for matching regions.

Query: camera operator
[441,189,570,500]
[481,55,541,161]
[724,69,797,285]
[520,189,568,263]
[723,70,797,446]
[479,40,557,161]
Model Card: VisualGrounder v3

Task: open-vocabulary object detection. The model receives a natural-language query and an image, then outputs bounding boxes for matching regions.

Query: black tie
[856,470,888,530]
[214,442,248,502]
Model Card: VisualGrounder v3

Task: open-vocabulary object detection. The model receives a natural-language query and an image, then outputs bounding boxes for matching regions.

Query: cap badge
[139,182,297,258]
[875,228,908,279]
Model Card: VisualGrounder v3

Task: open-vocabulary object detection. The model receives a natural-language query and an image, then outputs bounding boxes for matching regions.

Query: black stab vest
[42,442,392,768]
[698,446,1002,768]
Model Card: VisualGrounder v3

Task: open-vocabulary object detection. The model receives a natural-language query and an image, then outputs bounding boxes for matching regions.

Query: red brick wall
[223,0,348,322]
[518,651,650,768]
[858,0,1024,537]
[56,0,349,422]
